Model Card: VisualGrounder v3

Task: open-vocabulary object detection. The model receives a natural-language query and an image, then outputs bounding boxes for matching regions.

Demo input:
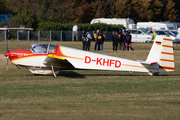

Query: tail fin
[146,36,175,72]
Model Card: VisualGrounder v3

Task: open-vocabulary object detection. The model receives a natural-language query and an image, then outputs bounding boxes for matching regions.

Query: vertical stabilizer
[146,36,163,63]
[146,36,175,73]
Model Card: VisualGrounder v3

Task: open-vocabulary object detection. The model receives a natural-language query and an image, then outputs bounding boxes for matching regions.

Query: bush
[39,22,124,31]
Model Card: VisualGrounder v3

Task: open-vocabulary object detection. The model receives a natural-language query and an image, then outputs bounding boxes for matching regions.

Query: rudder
[146,36,175,73]
[159,37,175,72]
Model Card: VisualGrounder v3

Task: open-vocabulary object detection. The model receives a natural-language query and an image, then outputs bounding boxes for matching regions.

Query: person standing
[72,24,78,41]
[117,29,124,51]
[7,30,11,41]
[85,31,92,51]
[93,29,99,51]
[100,30,105,51]
[19,24,25,40]
[124,31,132,51]
[97,30,105,51]
[82,30,87,50]
[151,30,157,43]
[112,31,118,51]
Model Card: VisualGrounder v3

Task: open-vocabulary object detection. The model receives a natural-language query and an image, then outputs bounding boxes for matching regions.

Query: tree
[114,0,132,18]
[1,0,180,29]
[163,0,177,22]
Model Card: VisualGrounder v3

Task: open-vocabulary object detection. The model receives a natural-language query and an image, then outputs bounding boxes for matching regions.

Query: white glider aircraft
[4,36,175,77]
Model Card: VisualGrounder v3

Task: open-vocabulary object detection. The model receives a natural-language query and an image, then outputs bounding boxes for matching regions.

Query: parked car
[129,29,152,43]
[147,30,176,40]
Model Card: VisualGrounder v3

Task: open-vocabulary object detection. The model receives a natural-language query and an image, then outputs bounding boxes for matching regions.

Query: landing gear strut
[51,64,57,78]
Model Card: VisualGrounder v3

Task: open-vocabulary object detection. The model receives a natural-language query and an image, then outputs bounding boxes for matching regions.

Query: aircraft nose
[5,52,9,57]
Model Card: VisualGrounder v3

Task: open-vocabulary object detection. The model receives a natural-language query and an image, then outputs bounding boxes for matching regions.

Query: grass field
[0,41,180,120]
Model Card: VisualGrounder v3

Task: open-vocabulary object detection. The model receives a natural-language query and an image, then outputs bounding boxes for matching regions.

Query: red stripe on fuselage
[9,49,47,61]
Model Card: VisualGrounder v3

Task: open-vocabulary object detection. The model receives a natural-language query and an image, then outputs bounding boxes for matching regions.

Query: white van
[90,18,136,29]
[137,22,176,30]
[129,29,152,43]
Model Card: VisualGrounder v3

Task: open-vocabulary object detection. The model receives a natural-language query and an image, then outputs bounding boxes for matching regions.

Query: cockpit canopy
[30,43,57,54]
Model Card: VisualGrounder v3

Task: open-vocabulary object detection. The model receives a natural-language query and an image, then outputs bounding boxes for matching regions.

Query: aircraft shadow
[58,72,180,77]
[57,71,86,78]
[57,71,149,77]
[82,73,147,76]
[29,71,180,78]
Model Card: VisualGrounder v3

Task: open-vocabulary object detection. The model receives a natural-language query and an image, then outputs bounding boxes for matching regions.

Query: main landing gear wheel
[153,73,159,76]
[33,74,37,76]
[33,74,41,76]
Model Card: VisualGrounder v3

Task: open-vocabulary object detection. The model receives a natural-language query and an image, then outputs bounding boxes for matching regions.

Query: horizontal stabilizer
[137,60,157,65]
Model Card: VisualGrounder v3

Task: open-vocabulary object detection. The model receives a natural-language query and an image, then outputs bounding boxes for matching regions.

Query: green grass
[0,41,180,120]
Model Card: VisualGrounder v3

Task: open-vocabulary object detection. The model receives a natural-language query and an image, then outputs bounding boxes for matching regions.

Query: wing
[43,55,75,70]
[0,28,33,30]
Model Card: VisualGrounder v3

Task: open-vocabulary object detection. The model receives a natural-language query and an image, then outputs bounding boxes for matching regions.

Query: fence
[0,30,114,42]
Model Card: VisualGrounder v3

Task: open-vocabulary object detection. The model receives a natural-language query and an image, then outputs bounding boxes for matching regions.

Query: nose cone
[5,52,9,57]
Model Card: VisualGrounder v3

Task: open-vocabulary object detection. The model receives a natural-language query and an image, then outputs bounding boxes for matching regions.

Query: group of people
[81,27,133,51]
[82,29,105,51]
[112,28,133,51]
[3,24,25,41]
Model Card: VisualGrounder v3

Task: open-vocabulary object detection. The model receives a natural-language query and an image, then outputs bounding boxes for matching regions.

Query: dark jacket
[97,33,105,43]
[82,31,87,42]
[117,31,124,42]
[124,33,132,44]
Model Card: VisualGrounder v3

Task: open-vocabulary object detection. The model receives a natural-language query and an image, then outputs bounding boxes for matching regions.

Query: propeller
[7,55,9,70]
[6,39,9,70]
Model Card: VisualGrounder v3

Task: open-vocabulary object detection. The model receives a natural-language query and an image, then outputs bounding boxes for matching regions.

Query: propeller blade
[7,56,9,70]
[6,39,9,52]
[6,39,9,70]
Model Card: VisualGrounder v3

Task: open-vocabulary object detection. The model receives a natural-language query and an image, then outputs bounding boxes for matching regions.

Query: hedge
[39,22,124,31]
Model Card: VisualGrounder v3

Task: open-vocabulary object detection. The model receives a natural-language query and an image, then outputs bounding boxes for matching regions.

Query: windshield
[168,31,176,37]
[48,44,57,53]
[31,43,57,54]
[170,31,178,35]
[156,31,166,35]
[141,30,151,35]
